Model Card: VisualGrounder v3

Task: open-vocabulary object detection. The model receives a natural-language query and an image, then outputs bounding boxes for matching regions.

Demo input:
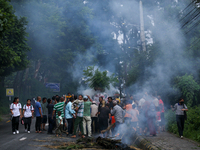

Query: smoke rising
[10,0,197,143]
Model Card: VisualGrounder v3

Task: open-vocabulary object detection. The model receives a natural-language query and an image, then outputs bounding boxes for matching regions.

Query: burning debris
[34,136,141,150]
[73,136,140,150]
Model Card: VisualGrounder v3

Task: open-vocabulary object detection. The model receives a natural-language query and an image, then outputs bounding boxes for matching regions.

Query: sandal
[71,135,76,138]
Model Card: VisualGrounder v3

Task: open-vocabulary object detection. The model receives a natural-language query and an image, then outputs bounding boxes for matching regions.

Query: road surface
[0,118,76,150]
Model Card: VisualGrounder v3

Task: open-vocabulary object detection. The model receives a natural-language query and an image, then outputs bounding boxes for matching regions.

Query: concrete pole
[139,0,146,52]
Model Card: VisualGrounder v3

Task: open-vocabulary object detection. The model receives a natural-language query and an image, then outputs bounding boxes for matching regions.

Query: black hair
[69,97,74,102]
[79,95,83,98]
[42,97,47,101]
[99,96,103,100]
[68,93,71,95]
[179,98,183,101]
[108,97,113,100]
[56,97,60,103]
[52,96,56,100]
[74,95,77,100]
[13,97,19,103]
[47,98,51,104]
[27,99,31,102]
[106,103,109,107]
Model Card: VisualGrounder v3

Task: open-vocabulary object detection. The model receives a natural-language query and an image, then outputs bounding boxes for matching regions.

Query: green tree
[83,66,118,92]
[0,0,30,77]
[174,74,200,106]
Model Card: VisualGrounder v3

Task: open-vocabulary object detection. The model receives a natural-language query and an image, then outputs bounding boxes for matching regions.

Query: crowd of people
[10,92,170,138]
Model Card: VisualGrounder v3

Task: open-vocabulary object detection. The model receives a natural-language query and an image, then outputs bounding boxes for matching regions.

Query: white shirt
[138,98,145,108]
[90,104,98,117]
[23,105,34,118]
[153,98,159,107]
[10,103,22,117]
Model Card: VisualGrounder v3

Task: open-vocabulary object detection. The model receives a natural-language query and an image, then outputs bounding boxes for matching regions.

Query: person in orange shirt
[124,100,133,125]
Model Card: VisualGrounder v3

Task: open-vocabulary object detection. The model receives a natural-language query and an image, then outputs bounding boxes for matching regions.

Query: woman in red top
[158,95,165,131]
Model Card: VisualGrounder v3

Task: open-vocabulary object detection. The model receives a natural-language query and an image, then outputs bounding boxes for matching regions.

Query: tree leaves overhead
[83,66,118,92]
[0,0,30,77]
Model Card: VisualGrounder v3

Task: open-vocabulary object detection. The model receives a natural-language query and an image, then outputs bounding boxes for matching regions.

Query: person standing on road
[83,95,93,137]
[10,97,22,134]
[90,101,98,134]
[171,98,188,139]
[99,100,111,136]
[108,97,114,110]
[65,97,76,135]
[46,98,54,134]
[52,97,66,133]
[71,95,85,138]
[41,97,47,131]
[158,95,165,131]
[111,100,125,136]
[23,99,34,133]
[35,96,43,133]
[124,100,133,125]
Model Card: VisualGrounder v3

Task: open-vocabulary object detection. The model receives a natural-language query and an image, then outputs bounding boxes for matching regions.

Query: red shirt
[159,99,164,113]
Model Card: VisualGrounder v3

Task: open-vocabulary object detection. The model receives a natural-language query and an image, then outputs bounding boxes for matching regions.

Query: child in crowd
[55,111,63,137]
[156,107,161,134]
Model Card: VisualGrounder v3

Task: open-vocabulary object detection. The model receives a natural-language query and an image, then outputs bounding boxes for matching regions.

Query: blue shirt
[65,102,75,119]
[35,101,43,117]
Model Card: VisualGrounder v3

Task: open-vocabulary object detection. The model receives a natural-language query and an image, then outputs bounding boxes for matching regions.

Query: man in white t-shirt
[10,97,22,134]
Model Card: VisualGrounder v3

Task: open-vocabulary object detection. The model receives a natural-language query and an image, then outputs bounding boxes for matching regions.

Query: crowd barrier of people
[10,92,187,139]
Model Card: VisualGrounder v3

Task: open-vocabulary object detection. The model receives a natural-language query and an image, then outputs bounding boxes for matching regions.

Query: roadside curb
[132,133,159,150]
[168,131,200,147]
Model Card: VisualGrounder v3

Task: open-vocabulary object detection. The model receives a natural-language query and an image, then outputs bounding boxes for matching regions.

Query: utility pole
[139,0,146,52]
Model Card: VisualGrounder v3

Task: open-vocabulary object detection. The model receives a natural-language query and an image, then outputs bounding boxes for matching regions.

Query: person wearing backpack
[23,99,34,133]
[171,98,188,139]
[10,97,22,135]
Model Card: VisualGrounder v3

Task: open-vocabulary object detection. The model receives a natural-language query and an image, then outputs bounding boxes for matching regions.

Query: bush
[166,106,200,142]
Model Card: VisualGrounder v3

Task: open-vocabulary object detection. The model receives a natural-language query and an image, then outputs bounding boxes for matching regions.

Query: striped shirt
[77,100,84,117]
[53,102,65,118]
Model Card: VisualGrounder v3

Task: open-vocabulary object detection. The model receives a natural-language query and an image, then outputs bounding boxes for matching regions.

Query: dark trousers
[63,118,66,131]
[67,118,73,134]
[91,117,98,133]
[24,117,32,131]
[73,117,83,135]
[161,112,165,126]
[35,116,42,131]
[48,117,54,133]
[99,117,108,131]
[12,116,19,132]
[56,124,63,135]
[176,115,185,137]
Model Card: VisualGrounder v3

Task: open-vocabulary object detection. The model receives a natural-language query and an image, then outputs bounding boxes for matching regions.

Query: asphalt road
[0,118,76,150]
